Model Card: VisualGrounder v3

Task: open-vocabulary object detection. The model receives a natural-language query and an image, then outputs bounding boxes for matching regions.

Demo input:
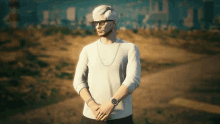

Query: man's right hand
[88,101,101,118]
[88,102,111,121]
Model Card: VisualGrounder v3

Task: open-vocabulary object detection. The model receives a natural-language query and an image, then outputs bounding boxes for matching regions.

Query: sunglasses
[92,20,114,27]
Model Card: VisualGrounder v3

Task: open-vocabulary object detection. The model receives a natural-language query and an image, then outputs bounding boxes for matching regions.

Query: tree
[178,19,184,30]
[61,19,71,27]
[213,16,220,30]
[74,15,79,30]
[199,17,206,30]
[137,15,145,29]
[80,16,86,30]
[165,20,171,30]
[158,20,162,30]
[52,5,62,26]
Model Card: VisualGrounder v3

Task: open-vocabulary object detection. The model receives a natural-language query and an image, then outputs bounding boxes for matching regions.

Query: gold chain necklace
[97,39,120,67]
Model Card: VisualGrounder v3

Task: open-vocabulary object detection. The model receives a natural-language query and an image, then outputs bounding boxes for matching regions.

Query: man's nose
[96,23,101,28]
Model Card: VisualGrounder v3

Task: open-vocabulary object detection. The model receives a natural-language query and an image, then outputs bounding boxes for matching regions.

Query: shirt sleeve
[73,46,89,95]
[122,44,141,94]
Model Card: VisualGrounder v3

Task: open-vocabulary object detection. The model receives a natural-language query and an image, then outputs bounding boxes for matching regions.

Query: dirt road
[133,54,220,124]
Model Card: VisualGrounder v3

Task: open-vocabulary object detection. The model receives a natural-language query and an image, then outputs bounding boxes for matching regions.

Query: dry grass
[0,27,219,118]
[136,29,220,55]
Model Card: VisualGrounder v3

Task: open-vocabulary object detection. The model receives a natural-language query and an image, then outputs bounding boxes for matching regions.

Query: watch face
[112,98,118,105]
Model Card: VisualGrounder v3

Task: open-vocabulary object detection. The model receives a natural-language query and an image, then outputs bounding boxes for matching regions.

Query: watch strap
[86,98,94,105]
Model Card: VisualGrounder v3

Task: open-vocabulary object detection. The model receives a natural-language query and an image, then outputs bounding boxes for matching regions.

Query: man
[73,4,141,124]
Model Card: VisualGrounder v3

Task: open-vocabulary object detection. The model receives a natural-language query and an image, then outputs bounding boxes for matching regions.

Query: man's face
[93,15,115,37]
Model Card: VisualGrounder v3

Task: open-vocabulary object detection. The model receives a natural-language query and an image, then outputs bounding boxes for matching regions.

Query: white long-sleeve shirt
[73,37,141,120]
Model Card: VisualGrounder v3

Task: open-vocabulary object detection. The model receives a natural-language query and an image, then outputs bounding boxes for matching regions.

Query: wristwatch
[109,97,118,106]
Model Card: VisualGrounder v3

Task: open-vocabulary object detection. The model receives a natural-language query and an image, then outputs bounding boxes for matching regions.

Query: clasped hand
[90,99,115,121]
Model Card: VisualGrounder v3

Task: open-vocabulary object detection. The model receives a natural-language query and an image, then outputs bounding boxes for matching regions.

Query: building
[85,12,93,27]
[9,0,20,28]
[19,0,38,27]
[168,0,181,28]
[193,8,200,29]
[1,0,220,30]
[147,0,169,29]
[203,0,214,29]
[41,11,49,25]
[66,7,76,21]
[198,7,204,21]
[183,8,193,28]
[119,27,127,30]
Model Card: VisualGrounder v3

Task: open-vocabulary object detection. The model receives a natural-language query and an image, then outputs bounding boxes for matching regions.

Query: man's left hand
[96,99,115,121]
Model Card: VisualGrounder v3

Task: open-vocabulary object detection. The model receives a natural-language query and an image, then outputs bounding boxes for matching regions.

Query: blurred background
[1,0,220,30]
[0,0,220,124]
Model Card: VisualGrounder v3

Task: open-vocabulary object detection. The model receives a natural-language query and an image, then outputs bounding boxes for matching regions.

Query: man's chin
[97,33,106,37]
[97,28,112,37]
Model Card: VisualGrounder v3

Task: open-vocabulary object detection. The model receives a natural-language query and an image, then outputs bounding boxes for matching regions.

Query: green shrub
[43,26,72,36]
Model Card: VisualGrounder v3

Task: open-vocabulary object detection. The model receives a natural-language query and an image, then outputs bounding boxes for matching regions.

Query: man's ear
[113,20,116,27]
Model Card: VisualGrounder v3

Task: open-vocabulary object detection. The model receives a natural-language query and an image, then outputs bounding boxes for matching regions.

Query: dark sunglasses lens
[92,20,111,27]
[99,21,105,26]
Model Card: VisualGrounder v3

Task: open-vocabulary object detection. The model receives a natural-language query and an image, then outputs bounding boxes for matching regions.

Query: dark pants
[80,114,134,124]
